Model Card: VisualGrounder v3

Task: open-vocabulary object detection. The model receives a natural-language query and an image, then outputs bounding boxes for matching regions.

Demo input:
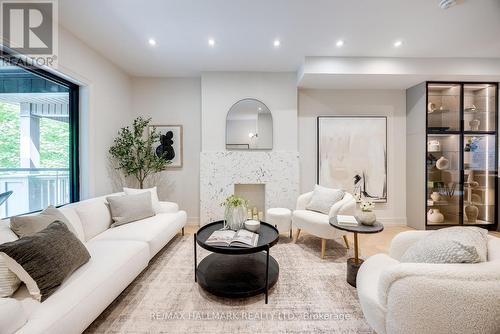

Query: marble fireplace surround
[200,151,300,226]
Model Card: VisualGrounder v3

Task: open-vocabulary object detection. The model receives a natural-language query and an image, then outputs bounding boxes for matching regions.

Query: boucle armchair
[356,230,500,334]
[292,191,356,258]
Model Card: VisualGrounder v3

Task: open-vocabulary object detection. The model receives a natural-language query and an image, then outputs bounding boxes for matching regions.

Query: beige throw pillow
[0,223,21,297]
[10,206,77,238]
[306,185,345,215]
[107,192,155,227]
[401,226,488,264]
[123,187,161,213]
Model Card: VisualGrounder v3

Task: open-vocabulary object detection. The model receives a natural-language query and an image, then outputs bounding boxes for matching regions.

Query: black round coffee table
[329,217,384,287]
[194,221,279,304]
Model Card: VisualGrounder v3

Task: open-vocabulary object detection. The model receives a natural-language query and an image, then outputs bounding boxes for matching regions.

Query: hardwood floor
[184,223,499,259]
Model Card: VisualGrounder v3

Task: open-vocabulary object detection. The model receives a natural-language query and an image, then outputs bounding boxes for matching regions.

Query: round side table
[329,217,384,287]
[194,221,280,304]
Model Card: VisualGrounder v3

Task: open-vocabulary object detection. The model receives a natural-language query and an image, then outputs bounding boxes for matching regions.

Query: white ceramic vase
[357,211,376,226]
[427,209,444,223]
[469,119,480,131]
[430,192,441,202]
[436,156,450,170]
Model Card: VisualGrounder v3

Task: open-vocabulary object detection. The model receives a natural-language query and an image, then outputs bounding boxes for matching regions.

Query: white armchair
[292,191,356,258]
[357,230,500,334]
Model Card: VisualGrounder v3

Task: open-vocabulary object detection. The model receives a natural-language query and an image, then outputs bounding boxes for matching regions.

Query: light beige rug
[85,234,373,334]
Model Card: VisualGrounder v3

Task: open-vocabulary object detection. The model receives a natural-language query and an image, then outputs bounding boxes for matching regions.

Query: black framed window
[0,51,79,218]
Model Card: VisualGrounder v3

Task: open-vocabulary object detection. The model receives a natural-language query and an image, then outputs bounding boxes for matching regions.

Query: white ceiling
[59,0,500,77]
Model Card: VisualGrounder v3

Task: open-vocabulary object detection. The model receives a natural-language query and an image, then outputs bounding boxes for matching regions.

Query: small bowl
[244,220,260,232]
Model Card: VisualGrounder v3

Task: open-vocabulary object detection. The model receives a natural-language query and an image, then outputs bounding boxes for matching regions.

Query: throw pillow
[0,221,91,302]
[0,222,21,297]
[306,185,345,215]
[123,187,161,213]
[107,192,155,227]
[401,226,488,264]
[10,206,77,238]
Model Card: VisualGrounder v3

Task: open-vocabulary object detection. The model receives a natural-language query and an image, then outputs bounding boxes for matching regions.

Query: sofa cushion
[90,211,187,257]
[0,297,28,334]
[58,207,85,242]
[10,206,78,238]
[107,192,155,227]
[0,222,90,301]
[13,239,150,334]
[0,221,21,297]
[306,185,344,215]
[74,199,112,241]
[123,187,161,213]
[401,226,488,264]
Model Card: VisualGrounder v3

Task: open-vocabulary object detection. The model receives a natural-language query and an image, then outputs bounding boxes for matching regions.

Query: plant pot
[357,211,376,226]
[427,209,444,224]
[464,205,479,223]
[224,206,247,230]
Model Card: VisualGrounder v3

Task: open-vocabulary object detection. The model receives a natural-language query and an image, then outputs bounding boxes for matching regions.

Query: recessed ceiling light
[273,39,281,48]
[148,38,157,46]
[393,40,403,48]
[208,38,215,47]
[336,40,344,47]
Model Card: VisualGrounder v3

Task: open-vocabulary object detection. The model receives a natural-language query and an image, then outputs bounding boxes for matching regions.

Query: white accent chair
[357,230,500,334]
[292,191,356,258]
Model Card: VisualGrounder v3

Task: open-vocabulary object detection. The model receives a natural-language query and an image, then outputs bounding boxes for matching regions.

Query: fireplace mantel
[200,151,300,226]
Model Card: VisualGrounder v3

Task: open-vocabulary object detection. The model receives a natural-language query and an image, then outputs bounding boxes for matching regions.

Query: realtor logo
[1,0,58,67]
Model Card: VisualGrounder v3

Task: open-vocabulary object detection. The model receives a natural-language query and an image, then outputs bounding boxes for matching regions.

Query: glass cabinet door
[463,135,497,225]
[427,83,461,132]
[464,84,497,132]
[427,134,462,225]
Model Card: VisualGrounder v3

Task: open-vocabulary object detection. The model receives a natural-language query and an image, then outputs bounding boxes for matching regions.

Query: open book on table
[205,229,259,248]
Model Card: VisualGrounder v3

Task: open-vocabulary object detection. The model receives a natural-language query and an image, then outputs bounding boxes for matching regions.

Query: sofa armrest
[379,261,500,334]
[157,201,179,214]
[388,230,434,260]
[296,192,313,210]
[328,192,356,218]
[0,298,28,334]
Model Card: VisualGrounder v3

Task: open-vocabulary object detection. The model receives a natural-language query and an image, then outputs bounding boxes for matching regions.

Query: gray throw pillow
[306,185,345,215]
[10,206,77,238]
[0,221,90,301]
[401,226,488,264]
[107,192,155,227]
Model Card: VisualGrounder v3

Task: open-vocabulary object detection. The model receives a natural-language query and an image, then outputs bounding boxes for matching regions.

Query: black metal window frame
[0,49,80,206]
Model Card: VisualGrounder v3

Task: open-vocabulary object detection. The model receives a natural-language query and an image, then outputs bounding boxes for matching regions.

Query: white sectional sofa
[0,193,187,334]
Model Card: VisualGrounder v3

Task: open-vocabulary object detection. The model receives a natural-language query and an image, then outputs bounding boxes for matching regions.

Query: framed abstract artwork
[149,125,183,168]
[317,116,387,202]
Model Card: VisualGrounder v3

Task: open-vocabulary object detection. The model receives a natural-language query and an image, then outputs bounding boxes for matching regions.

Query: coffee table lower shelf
[196,253,279,299]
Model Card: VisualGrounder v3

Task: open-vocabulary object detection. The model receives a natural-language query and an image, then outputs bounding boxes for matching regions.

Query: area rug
[85,234,373,334]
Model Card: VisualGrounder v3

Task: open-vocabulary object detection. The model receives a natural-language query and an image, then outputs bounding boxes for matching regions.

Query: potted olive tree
[109,117,170,189]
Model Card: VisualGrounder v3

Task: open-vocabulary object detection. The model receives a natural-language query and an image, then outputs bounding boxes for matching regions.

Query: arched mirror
[226,98,273,150]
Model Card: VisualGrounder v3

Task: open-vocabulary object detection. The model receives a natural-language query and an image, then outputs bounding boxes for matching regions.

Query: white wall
[131,78,201,222]
[56,27,133,198]
[201,72,298,151]
[298,89,407,224]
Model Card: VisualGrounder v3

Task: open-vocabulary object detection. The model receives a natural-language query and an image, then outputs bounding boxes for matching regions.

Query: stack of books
[336,215,359,226]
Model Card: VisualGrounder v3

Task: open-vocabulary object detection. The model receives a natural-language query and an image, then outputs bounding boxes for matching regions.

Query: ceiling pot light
[208,38,215,47]
[148,38,157,46]
[439,0,456,9]
[393,40,403,48]
[273,39,281,48]
[336,40,344,47]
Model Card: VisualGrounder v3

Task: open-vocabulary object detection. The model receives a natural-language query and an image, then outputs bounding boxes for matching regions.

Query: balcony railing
[0,168,69,219]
